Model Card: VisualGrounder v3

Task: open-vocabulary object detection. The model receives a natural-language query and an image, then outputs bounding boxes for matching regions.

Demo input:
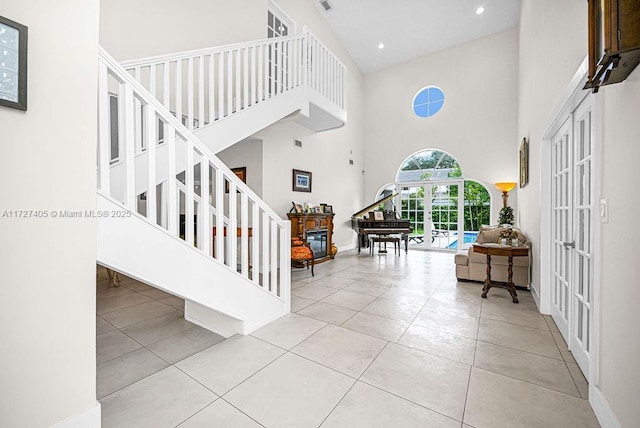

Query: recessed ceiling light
[476,6,485,15]
[378,43,385,50]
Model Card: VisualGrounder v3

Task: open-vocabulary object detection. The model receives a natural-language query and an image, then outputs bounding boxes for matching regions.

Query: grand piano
[352,193,412,254]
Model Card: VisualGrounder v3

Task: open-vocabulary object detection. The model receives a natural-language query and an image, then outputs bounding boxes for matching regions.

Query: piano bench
[369,236,401,256]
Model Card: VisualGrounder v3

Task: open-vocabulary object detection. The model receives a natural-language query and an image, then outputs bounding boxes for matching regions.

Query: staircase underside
[194,87,346,154]
[96,194,287,336]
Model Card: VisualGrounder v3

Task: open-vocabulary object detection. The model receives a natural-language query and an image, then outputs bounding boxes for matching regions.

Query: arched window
[397,149,461,182]
[376,150,491,250]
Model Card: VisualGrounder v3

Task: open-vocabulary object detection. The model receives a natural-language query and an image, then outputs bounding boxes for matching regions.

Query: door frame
[540,56,602,387]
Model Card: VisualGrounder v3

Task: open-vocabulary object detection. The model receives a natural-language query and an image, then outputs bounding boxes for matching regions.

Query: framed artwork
[292,169,312,192]
[0,15,28,111]
[519,138,529,188]
[226,167,246,193]
[374,211,385,221]
[325,205,333,213]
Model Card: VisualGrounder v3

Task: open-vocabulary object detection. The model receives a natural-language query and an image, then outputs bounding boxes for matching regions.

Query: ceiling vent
[319,0,332,11]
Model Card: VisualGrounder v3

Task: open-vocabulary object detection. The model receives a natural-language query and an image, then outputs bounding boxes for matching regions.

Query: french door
[550,94,594,376]
[399,180,463,249]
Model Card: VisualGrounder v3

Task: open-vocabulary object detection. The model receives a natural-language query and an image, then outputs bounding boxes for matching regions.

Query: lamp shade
[495,182,517,193]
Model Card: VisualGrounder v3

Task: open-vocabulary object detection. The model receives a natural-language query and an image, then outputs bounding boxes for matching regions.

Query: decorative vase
[511,238,518,246]
[500,238,507,245]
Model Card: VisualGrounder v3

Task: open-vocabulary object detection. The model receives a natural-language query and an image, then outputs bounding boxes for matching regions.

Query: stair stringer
[96,193,287,336]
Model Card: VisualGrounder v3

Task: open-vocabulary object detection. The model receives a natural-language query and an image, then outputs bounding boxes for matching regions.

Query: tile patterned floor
[97,249,599,427]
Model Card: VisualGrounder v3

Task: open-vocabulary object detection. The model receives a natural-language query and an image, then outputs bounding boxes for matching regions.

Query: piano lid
[352,193,399,218]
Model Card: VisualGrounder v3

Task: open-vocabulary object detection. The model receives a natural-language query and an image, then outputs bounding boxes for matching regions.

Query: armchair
[291,237,314,276]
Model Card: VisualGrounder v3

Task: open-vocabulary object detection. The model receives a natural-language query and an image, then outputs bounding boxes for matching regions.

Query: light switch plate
[600,198,608,223]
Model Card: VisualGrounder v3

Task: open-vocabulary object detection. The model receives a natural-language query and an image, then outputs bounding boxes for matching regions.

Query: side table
[472,243,530,304]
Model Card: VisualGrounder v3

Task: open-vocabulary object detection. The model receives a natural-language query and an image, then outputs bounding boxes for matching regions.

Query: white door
[550,95,595,376]
[427,181,463,249]
[399,181,463,250]
[551,117,572,339]
[570,96,594,374]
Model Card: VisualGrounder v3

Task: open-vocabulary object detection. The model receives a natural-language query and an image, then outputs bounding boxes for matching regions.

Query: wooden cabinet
[586,0,640,91]
[287,213,335,263]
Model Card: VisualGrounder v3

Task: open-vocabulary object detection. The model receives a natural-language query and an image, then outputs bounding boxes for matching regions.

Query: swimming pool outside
[447,231,479,249]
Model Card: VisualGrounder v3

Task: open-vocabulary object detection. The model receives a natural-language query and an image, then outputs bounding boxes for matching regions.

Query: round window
[412,86,445,118]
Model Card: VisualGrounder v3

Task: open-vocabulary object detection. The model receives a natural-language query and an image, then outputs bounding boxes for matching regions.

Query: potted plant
[498,205,514,226]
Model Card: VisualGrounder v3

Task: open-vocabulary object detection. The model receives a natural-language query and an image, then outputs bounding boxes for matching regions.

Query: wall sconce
[495,182,517,207]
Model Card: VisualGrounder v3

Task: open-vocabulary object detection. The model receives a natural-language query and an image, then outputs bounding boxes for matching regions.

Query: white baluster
[185,139,195,246]
[251,202,260,285]
[175,60,183,125]
[187,57,194,130]
[214,167,224,261]
[227,50,233,113]
[167,126,177,235]
[270,219,278,294]
[243,48,249,110]
[149,65,157,100]
[122,84,136,208]
[235,49,241,113]
[146,104,157,225]
[200,156,211,256]
[262,211,270,291]
[218,52,225,119]
[208,54,215,122]
[251,47,257,106]
[198,55,205,128]
[240,192,249,277]
[257,45,264,102]
[163,61,170,109]
[228,179,237,269]
[282,221,291,308]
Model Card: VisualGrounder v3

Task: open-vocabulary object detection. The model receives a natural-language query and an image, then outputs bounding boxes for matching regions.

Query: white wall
[99,0,266,60]
[596,67,640,427]
[363,28,520,224]
[519,0,640,425]
[217,138,264,197]
[0,1,100,427]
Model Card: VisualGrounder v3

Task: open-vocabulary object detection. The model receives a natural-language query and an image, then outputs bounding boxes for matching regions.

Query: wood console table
[473,243,530,304]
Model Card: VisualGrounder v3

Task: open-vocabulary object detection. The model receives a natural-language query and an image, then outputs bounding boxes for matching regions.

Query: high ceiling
[312,0,522,73]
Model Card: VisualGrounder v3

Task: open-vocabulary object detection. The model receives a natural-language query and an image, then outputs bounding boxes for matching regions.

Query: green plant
[498,206,514,226]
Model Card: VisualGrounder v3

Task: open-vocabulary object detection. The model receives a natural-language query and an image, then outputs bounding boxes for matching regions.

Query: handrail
[121,34,305,68]
[99,47,286,224]
[98,46,290,300]
[119,27,347,135]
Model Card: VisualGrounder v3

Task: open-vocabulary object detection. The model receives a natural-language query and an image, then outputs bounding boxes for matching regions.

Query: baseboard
[530,281,541,310]
[51,401,101,428]
[590,385,621,428]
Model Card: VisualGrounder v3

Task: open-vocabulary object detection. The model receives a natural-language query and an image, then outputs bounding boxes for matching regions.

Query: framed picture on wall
[292,169,312,192]
[519,138,529,188]
[0,15,28,111]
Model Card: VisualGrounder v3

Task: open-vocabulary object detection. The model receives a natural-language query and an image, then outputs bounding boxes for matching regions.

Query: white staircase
[96,29,347,336]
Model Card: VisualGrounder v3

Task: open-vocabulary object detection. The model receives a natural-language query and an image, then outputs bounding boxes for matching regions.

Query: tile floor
[96,249,599,428]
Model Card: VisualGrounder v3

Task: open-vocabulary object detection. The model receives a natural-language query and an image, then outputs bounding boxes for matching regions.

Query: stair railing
[120,27,347,137]
[98,47,290,302]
